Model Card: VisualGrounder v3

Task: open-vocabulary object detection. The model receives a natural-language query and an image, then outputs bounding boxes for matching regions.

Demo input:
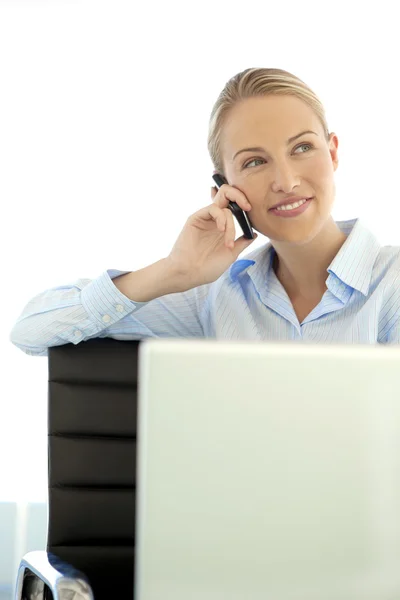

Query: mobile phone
[212,173,254,239]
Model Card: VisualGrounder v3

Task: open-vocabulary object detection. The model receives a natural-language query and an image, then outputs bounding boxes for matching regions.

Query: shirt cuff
[80,269,148,328]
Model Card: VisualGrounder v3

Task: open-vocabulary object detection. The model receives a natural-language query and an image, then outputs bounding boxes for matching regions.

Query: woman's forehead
[221,97,319,156]
[225,96,317,133]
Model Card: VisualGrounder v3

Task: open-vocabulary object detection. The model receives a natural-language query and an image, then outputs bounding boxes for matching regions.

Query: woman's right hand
[166,183,258,289]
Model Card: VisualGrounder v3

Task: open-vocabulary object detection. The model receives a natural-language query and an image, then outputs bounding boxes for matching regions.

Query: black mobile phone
[212,173,254,239]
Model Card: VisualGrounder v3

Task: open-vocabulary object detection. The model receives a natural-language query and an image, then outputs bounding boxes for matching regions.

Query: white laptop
[135,339,400,600]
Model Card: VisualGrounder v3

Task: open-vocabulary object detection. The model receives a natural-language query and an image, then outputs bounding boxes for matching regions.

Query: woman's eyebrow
[232,130,318,161]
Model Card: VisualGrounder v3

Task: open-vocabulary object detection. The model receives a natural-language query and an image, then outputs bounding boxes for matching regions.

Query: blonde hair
[207,67,330,177]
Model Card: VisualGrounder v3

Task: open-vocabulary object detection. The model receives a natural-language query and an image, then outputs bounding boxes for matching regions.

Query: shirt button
[102,315,111,323]
[116,304,124,313]
[74,330,82,337]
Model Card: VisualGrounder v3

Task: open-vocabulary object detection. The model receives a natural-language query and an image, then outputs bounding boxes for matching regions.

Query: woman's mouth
[269,198,313,218]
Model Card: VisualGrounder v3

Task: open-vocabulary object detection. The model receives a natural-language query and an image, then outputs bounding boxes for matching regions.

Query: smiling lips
[269,196,312,210]
[269,198,313,218]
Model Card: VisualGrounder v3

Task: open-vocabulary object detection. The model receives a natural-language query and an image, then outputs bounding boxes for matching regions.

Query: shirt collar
[229,218,381,297]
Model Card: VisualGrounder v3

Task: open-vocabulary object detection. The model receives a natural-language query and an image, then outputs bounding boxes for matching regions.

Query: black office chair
[14,338,139,600]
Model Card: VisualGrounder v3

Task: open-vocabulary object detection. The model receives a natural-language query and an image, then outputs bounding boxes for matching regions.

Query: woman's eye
[244,158,265,169]
[243,143,313,169]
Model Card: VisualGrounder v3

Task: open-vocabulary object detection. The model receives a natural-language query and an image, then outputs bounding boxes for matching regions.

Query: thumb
[233,233,258,257]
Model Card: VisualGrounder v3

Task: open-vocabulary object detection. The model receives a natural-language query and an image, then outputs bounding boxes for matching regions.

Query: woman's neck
[271,219,348,300]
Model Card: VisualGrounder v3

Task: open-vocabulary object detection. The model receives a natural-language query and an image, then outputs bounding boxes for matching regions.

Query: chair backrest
[47,338,139,600]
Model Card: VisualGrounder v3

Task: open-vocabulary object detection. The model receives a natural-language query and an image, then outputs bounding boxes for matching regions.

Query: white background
[2,0,400,504]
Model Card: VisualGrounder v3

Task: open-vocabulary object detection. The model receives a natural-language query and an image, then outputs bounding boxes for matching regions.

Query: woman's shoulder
[373,245,400,293]
[378,244,400,270]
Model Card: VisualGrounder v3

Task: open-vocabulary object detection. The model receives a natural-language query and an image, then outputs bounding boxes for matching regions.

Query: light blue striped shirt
[9,218,400,357]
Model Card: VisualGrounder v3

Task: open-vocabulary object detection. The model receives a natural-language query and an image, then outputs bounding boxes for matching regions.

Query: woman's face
[220,95,339,244]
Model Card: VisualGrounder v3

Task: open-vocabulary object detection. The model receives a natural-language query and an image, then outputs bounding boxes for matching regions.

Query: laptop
[135,339,400,600]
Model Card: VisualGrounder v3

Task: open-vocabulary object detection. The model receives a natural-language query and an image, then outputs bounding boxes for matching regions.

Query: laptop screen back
[135,340,400,600]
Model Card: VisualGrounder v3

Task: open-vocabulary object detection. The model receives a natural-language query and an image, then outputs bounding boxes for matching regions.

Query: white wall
[2,0,400,596]
[0,502,47,598]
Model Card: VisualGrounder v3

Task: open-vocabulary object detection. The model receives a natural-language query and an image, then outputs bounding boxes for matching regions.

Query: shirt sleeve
[382,319,400,343]
[9,269,212,357]
[379,268,400,344]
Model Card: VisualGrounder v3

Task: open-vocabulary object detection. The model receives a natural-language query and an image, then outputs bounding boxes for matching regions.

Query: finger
[213,184,252,213]
[223,207,236,248]
[232,233,258,256]
[207,204,228,232]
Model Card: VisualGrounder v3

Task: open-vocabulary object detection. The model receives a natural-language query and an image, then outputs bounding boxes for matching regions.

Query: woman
[9,67,400,356]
